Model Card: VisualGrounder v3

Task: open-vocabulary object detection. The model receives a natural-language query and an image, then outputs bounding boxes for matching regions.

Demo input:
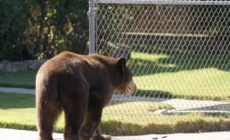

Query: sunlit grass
[103,101,174,125]
[134,68,230,100]
[131,52,169,63]
[129,51,230,101]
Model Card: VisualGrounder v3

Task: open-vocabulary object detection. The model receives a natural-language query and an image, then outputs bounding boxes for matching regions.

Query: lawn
[129,51,230,101]
[0,51,229,101]
[0,70,36,88]
[1,92,230,135]
[0,51,229,135]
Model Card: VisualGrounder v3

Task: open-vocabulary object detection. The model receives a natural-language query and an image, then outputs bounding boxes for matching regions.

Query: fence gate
[88,0,230,135]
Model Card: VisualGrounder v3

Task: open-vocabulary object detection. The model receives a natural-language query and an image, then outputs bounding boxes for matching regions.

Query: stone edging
[0,59,47,73]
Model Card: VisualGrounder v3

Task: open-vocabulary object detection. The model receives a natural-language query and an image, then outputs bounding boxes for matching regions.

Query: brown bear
[36,51,136,140]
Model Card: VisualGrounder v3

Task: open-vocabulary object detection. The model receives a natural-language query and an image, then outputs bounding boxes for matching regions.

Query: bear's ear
[102,51,109,56]
[117,57,126,72]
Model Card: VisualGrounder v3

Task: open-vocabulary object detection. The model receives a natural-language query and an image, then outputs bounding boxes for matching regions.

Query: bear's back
[36,51,116,88]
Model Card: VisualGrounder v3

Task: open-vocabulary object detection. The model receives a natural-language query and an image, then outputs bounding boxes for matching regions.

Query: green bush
[0,0,89,61]
[0,0,28,61]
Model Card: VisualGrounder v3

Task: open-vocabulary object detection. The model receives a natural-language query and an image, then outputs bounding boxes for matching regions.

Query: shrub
[0,0,89,61]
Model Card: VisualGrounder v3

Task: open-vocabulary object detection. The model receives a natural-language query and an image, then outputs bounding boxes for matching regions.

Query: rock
[15,62,28,71]
[1,60,10,64]
[0,64,5,72]
[5,63,19,73]
[39,59,48,64]
[29,62,40,70]
[25,60,35,65]
[107,41,131,59]
[29,59,47,70]
[154,109,168,114]
[111,46,131,59]
[0,59,47,72]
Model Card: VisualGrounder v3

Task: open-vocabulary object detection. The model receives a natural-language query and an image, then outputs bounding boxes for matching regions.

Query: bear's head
[102,52,137,95]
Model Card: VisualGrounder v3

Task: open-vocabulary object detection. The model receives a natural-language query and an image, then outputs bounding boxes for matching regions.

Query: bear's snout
[125,79,137,95]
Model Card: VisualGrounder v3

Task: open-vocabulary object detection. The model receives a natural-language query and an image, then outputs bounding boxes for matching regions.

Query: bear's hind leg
[63,98,88,140]
[36,96,62,140]
[80,94,104,140]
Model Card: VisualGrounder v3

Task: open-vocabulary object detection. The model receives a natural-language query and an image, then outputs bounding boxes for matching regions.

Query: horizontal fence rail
[97,0,230,5]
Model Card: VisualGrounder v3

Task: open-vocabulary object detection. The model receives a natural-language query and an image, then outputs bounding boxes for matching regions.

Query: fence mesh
[95,1,230,134]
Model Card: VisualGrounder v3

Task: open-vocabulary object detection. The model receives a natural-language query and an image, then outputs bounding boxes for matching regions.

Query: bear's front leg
[79,93,107,140]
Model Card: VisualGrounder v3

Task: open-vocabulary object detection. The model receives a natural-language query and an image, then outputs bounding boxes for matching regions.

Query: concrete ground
[0,87,35,94]
[0,87,230,140]
[0,128,229,140]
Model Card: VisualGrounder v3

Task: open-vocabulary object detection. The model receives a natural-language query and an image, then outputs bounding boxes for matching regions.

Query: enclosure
[88,0,230,135]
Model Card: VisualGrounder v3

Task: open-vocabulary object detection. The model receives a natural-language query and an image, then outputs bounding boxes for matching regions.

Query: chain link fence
[90,0,230,135]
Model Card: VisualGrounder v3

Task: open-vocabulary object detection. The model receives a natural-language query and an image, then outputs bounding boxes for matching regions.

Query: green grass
[0,50,229,101]
[128,51,230,101]
[1,92,230,135]
[0,92,36,130]
[0,70,37,88]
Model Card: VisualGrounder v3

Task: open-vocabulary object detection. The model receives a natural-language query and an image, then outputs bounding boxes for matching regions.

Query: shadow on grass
[134,89,173,98]
[128,49,229,76]
[1,119,230,135]
[109,90,172,106]
[0,121,37,131]
[112,89,226,103]
[0,70,37,89]
[0,92,35,109]
[133,89,227,101]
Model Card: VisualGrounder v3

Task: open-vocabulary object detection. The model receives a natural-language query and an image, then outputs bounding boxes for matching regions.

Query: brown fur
[36,51,136,140]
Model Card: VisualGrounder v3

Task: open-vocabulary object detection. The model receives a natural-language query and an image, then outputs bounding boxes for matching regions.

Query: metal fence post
[88,0,97,54]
